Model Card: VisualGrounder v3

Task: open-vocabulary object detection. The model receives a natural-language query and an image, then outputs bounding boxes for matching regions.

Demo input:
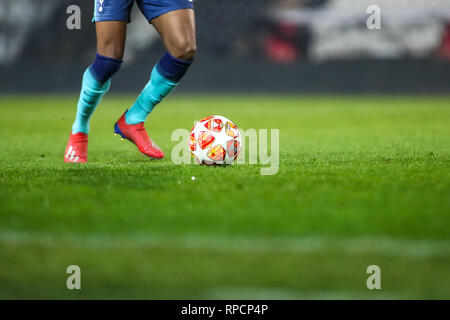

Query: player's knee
[171,40,197,61]
[90,53,123,83]
[97,39,125,61]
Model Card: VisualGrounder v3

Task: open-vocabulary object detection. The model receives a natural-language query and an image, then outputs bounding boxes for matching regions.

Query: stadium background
[0,0,449,299]
[1,0,450,93]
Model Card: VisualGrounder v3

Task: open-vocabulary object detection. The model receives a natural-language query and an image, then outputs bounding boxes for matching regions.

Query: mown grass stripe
[1,230,449,258]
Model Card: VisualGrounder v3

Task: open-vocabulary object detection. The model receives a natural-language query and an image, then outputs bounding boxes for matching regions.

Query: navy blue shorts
[93,0,194,23]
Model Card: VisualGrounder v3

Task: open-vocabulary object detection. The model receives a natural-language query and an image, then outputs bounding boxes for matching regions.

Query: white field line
[0,230,449,258]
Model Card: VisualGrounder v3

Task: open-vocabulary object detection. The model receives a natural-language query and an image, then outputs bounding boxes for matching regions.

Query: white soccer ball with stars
[189,115,242,165]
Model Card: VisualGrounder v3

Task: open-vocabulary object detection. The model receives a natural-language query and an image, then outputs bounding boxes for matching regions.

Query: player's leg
[65,0,134,163]
[71,21,125,135]
[125,9,196,124]
[115,4,196,159]
[151,8,197,60]
[65,21,125,163]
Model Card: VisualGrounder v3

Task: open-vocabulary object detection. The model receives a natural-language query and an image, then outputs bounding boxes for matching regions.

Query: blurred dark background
[1,0,450,94]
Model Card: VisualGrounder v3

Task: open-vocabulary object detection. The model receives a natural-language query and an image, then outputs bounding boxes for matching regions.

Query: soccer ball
[189,115,242,165]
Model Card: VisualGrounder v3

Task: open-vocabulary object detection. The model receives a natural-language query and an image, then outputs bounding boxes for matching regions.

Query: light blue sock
[125,52,192,124]
[125,66,178,125]
[72,68,111,134]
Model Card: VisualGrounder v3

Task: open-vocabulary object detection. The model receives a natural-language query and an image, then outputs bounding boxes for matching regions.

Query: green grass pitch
[0,95,449,299]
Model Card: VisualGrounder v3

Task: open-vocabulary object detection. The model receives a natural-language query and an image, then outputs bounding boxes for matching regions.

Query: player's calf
[124,52,193,126]
[71,53,122,135]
